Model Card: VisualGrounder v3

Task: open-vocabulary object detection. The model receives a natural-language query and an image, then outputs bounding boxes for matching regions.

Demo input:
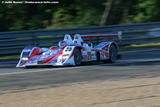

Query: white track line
[1,48,160,76]
[0,64,105,76]
[2,58,160,76]
[0,67,82,76]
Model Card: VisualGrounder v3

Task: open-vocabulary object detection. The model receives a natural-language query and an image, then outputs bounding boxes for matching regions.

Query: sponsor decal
[43,52,63,63]
[57,58,62,63]
[102,44,109,51]
[41,56,48,59]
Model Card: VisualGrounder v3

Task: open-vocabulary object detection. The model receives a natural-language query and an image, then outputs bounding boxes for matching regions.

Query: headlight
[62,54,70,60]
[21,57,29,61]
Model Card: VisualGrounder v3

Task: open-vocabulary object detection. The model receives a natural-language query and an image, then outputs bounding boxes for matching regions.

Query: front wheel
[74,48,82,66]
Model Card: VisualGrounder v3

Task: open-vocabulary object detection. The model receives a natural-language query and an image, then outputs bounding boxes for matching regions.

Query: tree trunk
[100,0,114,25]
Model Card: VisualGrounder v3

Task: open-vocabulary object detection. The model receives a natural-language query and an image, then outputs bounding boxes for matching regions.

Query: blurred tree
[100,0,114,25]
[1,0,160,32]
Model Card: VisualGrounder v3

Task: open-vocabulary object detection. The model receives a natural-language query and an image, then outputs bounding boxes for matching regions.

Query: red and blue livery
[16,34,120,67]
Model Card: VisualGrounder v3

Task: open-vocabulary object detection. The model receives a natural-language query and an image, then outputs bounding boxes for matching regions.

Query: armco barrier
[1,22,160,64]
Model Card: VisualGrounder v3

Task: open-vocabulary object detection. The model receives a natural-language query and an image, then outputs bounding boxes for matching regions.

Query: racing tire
[74,48,82,66]
[103,44,117,63]
[96,52,100,61]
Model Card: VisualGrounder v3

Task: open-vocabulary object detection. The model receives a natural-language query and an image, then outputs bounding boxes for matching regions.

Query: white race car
[16,34,120,67]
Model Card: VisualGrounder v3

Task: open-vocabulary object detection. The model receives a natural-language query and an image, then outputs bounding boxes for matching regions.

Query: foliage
[0,0,160,32]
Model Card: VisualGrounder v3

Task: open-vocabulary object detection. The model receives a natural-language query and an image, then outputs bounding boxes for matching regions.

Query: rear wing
[81,32,122,40]
[81,32,122,43]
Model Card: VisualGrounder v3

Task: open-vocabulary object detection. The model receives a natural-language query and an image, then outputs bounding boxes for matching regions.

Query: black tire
[74,48,82,66]
[108,44,117,63]
[96,52,100,61]
[103,44,117,63]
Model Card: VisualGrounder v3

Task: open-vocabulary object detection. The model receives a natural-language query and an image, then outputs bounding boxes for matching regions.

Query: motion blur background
[1,0,160,32]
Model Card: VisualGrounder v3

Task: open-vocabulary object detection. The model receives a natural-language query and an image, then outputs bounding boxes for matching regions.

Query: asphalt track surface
[0,49,160,91]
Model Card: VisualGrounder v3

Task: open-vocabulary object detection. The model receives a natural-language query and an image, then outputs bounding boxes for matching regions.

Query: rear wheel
[96,52,100,61]
[74,48,82,66]
[108,44,117,63]
[103,44,117,63]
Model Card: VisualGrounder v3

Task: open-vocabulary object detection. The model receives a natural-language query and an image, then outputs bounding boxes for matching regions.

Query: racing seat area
[58,34,74,47]
[58,40,67,47]
[73,40,82,45]
[64,34,74,45]
[73,34,84,46]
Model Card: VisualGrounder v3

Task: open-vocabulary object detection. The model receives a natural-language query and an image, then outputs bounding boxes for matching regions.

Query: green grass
[120,42,160,51]
[0,55,19,60]
[128,42,160,47]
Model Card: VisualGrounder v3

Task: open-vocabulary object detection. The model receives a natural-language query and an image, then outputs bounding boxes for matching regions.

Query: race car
[16,33,120,67]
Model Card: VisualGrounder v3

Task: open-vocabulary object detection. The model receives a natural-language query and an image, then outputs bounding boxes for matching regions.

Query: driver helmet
[58,40,67,47]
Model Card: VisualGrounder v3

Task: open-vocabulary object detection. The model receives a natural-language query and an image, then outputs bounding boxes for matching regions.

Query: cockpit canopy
[58,40,67,47]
